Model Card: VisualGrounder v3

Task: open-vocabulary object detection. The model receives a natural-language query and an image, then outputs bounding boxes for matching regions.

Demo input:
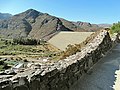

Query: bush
[0,60,4,65]
[110,22,120,34]
[0,61,10,71]
[13,38,46,45]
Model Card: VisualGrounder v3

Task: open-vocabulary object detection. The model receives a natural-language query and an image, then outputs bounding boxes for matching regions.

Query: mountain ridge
[0,9,103,40]
[0,13,12,19]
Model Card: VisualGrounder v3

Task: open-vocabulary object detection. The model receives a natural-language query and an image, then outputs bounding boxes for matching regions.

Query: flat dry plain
[48,31,94,51]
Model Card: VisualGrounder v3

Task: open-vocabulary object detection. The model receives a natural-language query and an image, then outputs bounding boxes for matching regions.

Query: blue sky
[0,0,120,24]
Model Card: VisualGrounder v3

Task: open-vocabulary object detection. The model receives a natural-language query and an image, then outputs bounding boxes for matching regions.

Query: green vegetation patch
[110,22,120,34]
[0,38,61,61]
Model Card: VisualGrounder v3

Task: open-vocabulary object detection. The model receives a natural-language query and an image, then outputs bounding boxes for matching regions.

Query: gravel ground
[70,44,120,90]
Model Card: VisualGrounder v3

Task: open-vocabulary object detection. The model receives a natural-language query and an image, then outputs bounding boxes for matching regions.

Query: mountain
[73,21,103,32]
[0,9,102,40]
[0,13,12,19]
[98,24,112,28]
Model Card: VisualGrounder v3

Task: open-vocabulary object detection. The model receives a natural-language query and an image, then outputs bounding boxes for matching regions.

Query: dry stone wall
[0,30,119,90]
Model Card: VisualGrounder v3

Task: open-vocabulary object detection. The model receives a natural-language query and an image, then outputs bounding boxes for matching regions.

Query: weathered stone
[0,30,120,90]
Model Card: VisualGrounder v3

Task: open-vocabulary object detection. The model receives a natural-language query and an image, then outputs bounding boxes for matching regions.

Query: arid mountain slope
[73,21,103,32]
[98,24,112,28]
[0,9,102,40]
[0,13,12,19]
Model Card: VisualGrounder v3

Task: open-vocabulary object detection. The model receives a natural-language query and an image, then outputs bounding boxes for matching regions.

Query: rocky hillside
[0,13,12,19]
[98,24,112,28]
[73,21,103,32]
[0,9,102,40]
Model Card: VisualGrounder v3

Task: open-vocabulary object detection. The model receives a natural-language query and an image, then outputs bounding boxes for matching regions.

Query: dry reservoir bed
[48,31,94,51]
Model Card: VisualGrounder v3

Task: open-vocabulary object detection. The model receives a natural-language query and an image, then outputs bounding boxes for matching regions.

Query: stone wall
[0,30,119,90]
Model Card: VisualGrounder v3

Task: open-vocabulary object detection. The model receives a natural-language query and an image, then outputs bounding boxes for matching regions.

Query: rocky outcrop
[0,30,119,90]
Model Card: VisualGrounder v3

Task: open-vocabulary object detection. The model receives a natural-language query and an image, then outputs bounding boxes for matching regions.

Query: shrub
[0,60,4,65]
[13,38,46,45]
[0,61,10,70]
[110,22,120,34]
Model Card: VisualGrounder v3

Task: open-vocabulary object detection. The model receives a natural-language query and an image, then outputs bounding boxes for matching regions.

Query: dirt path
[70,44,120,90]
